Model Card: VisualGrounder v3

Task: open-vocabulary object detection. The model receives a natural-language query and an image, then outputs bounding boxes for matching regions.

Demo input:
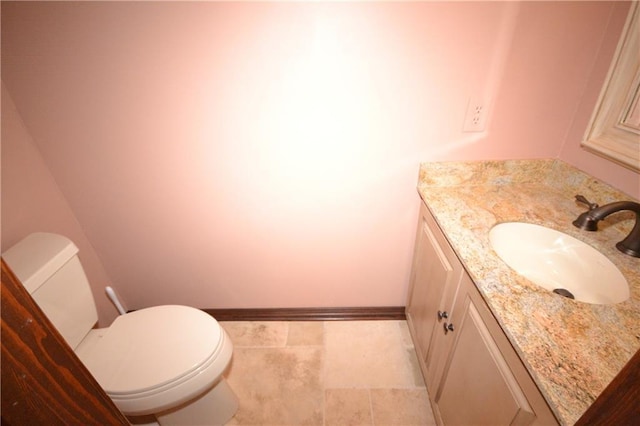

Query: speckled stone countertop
[417,159,639,425]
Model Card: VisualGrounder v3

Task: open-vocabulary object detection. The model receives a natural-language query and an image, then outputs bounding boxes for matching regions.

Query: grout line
[285,321,290,347]
[368,388,375,426]
[322,321,327,426]
[231,344,290,349]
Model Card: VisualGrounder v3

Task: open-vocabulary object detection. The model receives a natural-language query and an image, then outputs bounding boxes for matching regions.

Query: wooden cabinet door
[406,203,464,390]
[434,275,540,426]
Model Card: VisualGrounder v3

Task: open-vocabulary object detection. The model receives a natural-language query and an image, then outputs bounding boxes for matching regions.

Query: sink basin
[489,222,629,304]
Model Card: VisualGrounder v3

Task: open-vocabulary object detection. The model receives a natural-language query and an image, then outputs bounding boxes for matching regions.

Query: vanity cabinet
[406,203,557,426]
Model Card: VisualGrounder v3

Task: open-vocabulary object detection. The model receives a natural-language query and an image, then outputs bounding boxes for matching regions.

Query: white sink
[489,222,629,304]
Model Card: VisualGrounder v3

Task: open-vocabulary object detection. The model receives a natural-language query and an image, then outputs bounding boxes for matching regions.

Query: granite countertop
[416,159,640,425]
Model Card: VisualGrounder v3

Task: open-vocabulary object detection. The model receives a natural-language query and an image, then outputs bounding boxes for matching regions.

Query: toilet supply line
[106,286,127,315]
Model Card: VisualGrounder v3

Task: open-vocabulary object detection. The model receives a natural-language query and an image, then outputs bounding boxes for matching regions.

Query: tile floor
[220,320,437,426]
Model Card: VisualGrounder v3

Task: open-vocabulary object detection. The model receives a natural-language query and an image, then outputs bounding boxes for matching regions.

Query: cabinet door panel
[414,219,453,356]
[436,291,536,426]
[406,204,463,390]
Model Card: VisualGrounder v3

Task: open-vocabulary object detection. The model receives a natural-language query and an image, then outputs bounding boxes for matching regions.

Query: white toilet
[2,232,238,425]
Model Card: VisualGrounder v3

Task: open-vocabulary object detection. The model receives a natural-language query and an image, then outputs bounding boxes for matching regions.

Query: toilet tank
[2,232,99,349]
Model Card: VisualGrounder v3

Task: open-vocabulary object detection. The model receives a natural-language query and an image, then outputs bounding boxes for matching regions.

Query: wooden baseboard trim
[203,306,406,322]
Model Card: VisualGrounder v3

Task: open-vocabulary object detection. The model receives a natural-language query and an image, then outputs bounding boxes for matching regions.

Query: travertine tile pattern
[226,346,324,425]
[324,321,421,388]
[221,321,289,347]
[221,321,434,426]
[287,322,324,346]
[370,389,433,425]
[417,159,640,425]
[324,389,371,426]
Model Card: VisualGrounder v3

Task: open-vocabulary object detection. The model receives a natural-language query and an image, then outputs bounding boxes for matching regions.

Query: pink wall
[1,85,120,325]
[2,2,636,321]
[559,2,639,198]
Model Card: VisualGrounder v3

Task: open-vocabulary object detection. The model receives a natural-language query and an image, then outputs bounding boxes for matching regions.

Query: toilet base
[156,378,239,426]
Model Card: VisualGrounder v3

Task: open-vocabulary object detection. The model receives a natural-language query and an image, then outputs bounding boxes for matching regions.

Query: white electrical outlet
[463,97,488,132]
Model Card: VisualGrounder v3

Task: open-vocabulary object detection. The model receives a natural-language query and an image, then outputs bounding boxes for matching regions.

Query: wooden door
[1,259,129,425]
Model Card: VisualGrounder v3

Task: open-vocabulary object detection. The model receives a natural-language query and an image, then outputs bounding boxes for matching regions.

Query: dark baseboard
[203,306,406,321]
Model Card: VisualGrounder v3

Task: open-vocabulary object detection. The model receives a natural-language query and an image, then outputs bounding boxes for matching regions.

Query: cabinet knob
[443,322,454,334]
[437,310,448,321]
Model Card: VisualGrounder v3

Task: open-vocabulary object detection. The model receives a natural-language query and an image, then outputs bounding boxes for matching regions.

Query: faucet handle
[573,195,599,231]
[575,195,599,210]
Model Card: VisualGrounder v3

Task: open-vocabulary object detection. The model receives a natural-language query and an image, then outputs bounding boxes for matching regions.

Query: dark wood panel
[204,306,406,321]
[1,259,128,426]
[575,348,640,425]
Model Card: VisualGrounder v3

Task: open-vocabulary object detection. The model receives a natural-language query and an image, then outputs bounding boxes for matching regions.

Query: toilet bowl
[75,305,237,423]
[2,233,238,425]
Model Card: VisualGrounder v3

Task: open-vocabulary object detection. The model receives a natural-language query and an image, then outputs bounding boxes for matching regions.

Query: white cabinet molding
[583,2,640,171]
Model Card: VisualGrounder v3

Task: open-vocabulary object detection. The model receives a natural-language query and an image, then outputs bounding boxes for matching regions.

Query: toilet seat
[75,305,233,415]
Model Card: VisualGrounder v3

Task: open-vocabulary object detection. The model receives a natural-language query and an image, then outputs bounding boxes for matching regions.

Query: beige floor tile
[324,388,373,426]
[225,346,324,425]
[220,321,288,347]
[399,320,414,348]
[370,388,435,425]
[323,321,422,389]
[287,321,324,346]
[220,320,435,426]
[398,321,425,387]
[406,347,427,388]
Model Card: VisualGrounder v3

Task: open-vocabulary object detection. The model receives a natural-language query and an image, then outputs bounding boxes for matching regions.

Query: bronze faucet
[573,195,640,258]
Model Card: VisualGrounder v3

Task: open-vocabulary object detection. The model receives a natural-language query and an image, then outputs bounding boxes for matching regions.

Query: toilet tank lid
[2,232,78,294]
